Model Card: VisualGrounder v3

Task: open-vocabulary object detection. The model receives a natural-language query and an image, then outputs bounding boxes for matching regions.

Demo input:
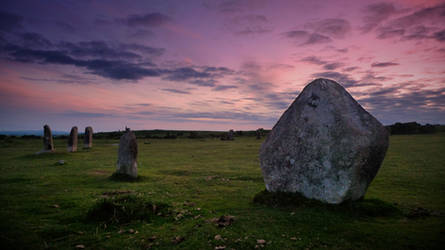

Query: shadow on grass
[231,175,264,182]
[17,151,70,160]
[253,190,402,218]
[0,176,31,184]
[86,194,172,225]
[109,172,147,182]
[16,147,95,160]
[158,169,194,176]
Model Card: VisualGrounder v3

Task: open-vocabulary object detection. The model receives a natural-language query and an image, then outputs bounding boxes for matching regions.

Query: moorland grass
[0,134,444,249]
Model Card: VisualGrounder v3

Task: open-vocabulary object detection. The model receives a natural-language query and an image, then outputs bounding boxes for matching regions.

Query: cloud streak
[227,14,273,35]
[213,85,238,91]
[304,18,351,39]
[284,18,350,46]
[0,10,23,31]
[1,31,237,84]
[361,2,397,33]
[370,3,445,42]
[118,12,172,27]
[371,62,399,67]
[301,56,345,70]
[283,30,332,46]
[161,88,190,94]
[5,46,161,80]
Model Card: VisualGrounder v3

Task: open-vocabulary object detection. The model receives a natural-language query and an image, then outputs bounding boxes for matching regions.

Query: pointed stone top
[306,78,345,91]
[311,78,335,83]
[296,78,355,110]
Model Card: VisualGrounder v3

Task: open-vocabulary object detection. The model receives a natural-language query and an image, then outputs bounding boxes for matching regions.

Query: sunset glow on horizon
[1,0,444,132]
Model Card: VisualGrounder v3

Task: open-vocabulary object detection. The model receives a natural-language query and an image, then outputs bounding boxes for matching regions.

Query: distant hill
[94,129,270,140]
[386,122,445,135]
[0,130,68,136]
[1,123,444,138]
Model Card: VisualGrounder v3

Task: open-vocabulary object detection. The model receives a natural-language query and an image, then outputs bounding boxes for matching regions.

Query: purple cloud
[371,62,399,67]
[361,2,397,33]
[161,88,191,94]
[118,12,171,27]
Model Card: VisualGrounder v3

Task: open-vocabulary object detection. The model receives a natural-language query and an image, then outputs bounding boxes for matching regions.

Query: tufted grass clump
[87,194,171,224]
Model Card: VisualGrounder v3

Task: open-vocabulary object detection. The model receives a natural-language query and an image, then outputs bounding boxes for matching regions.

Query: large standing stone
[41,124,54,153]
[83,126,93,149]
[116,128,138,178]
[260,78,389,204]
[67,126,78,152]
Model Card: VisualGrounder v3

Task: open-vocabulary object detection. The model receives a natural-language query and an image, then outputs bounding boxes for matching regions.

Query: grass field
[0,134,444,249]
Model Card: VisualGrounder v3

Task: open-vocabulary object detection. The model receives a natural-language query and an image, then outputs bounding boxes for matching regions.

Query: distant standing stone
[83,126,93,149]
[260,78,389,204]
[220,129,235,141]
[227,129,234,140]
[41,124,54,153]
[256,128,264,139]
[67,126,78,152]
[116,128,138,178]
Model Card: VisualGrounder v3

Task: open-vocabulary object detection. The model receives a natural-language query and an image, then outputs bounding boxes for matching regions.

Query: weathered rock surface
[260,78,389,204]
[67,126,78,152]
[40,124,54,153]
[83,126,93,149]
[116,128,138,178]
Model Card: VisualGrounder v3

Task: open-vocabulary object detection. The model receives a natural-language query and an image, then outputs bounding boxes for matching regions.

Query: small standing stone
[256,128,264,139]
[67,126,78,152]
[228,129,234,140]
[40,124,54,153]
[116,128,138,178]
[220,129,235,141]
[83,126,93,149]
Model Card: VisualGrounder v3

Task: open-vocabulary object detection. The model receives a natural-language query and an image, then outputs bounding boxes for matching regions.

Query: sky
[0,0,444,132]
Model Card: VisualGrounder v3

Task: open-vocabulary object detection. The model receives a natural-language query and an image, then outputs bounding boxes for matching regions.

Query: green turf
[0,134,444,249]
